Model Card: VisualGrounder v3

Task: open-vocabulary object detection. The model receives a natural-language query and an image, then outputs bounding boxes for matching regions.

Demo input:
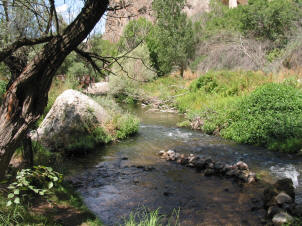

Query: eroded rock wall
[103,0,210,43]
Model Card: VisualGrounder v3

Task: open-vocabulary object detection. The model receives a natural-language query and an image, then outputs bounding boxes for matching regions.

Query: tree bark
[0,0,109,179]
[22,134,33,168]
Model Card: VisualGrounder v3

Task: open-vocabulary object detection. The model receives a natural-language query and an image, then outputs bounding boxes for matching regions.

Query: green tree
[119,17,153,51]
[148,0,195,77]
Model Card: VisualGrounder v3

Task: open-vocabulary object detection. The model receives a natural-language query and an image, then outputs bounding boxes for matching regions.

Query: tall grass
[123,208,180,226]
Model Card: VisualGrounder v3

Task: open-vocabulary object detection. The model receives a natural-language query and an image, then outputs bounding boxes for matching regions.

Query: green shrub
[119,18,153,51]
[190,74,218,93]
[115,114,139,139]
[222,83,302,153]
[6,166,62,206]
[67,126,112,152]
[239,0,300,45]
[202,0,301,47]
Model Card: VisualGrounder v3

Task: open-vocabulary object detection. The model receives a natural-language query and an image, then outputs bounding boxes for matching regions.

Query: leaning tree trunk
[0,0,109,179]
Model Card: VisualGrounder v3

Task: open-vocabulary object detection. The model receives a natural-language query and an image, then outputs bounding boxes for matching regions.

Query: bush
[6,166,62,206]
[201,0,301,47]
[190,74,218,93]
[238,0,300,45]
[222,83,302,153]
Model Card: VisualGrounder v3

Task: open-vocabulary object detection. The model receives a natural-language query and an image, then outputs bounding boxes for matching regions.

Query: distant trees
[147,0,195,77]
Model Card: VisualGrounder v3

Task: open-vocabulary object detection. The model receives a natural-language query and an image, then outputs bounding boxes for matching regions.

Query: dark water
[68,106,302,225]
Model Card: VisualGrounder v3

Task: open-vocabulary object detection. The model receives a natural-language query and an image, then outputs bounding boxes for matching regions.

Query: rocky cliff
[103,0,210,43]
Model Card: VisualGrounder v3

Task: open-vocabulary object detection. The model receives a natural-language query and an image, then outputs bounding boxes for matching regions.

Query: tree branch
[0,36,57,62]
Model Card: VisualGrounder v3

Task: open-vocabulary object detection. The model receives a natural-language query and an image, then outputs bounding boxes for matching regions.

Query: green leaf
[14,197,20,204]
[53,177,58,182]
[39,191,45,196]
[48,182,53,189]
[14,189,20,195]
[6,200,12,207]
[7,193,14,199]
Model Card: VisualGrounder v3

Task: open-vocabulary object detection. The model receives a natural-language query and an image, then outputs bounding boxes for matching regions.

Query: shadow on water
[67,105,302,225]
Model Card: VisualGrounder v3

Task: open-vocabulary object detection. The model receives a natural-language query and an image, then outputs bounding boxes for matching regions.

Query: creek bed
[67,106,302,225]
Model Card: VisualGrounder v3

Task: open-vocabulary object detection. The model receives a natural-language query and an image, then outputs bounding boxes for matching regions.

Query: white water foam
[270,164,300,188]
[166,128,193,139]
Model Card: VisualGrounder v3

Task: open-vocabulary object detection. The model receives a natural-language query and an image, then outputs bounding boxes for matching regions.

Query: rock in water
[272,212,293,226]
[274,178,295,199]
[84,82,110,95]
[274,192,293,205]
[236,161,249,170]
[31,89,109,150]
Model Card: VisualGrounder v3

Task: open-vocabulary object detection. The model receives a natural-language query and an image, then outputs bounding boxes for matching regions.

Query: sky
[55,0,106,34]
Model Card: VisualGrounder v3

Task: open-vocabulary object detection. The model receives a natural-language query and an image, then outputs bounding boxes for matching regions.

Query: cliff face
[103,0,248,43]
[103,0,210,43]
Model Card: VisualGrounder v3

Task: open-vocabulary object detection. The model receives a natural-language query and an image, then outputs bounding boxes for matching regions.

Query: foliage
[115,114,140,139]
[142,71,302,153]
[239,0,300,45]
[202,0,302,47]
[109,44,156,101]
[119,18,153,51]
[6,166,62,206]
[67,126,111,151]
[148,0,195,76]
[222,83,302,153]
[189,74,218,93]
[0,180,102,225]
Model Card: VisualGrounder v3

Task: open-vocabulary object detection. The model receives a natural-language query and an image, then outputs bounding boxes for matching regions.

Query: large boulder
[84,82,110,95]
[31,89,109,150]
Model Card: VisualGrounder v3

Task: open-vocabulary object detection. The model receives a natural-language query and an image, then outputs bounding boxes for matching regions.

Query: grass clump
[123,207,180,226]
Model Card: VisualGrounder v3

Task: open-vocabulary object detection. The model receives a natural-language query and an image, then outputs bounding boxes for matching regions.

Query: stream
[67,106,302,225]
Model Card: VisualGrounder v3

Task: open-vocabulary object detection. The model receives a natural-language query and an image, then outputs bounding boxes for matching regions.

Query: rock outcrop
[103,0,249,43]
[31,89,109,150]
[103,0,210,43]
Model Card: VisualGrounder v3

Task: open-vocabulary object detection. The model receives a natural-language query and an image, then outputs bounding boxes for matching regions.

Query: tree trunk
[0,0,109,179]
[22,134,33,168]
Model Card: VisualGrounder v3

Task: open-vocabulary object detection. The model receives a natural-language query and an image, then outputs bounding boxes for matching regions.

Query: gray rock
[238,171,249,182]
[272,212,293,226]
[84,82,110,95]
[292,204,302,217]
[236,161,249,170]
[274,178,295,199]
[267,206,282,218]
[274,192,293,205]
[194,158,206,170]
[31,89,109,150]
[204,168,215,176]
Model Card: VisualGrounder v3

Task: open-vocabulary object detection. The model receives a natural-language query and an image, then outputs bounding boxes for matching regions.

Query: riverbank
[139,71,302,154]
[0,79,140,225]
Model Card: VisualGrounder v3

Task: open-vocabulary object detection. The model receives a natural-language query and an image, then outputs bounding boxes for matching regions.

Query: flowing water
[68,106,302,225]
